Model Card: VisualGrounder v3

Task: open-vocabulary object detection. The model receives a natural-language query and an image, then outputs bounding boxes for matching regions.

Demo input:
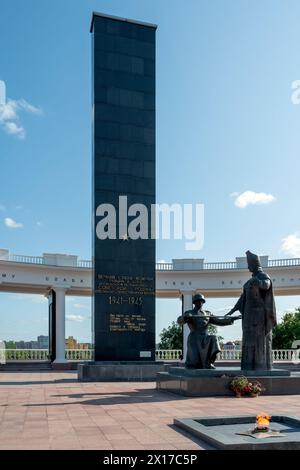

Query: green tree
[158,321,182,349]
[4,341,16,349]
[158,322,223,350]
[272,307,300,349]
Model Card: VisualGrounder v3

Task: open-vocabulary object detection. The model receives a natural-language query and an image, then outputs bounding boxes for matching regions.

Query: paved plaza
[0,371,299,450]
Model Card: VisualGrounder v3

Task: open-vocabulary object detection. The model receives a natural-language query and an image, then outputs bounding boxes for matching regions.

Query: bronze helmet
[192,293,206,304]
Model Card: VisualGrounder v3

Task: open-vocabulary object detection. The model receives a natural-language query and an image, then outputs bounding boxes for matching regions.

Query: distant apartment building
[77,343,91,350]
[15,340,38,349]
[5,335,90,350]
[65,336,78,349]
[37,335,49,349]
[65,336,91,349]
[10,336,49,350]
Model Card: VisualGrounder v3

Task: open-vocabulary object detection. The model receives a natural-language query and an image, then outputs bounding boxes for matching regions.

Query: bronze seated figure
[178,294,241,369]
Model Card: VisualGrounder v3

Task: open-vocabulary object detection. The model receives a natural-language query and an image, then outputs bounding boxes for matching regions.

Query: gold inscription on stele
[96,274,154,296]
[110,313,147,332]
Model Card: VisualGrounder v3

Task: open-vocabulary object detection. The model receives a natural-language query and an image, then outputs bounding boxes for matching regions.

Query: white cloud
[232,191,275,209]
[0,88,43,139]
[0,204,5,212]
[0,100,18,121]
[15,293,47,303]
[66,314,85,323]
[36,221,43,227]
[18,99,42,115]
[73,303,89,309]
[281,232,300,257]
[4,217,23,229]
[4,121,25,139]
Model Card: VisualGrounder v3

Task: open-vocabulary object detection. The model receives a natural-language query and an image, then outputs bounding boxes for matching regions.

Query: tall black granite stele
[87,13,157,372]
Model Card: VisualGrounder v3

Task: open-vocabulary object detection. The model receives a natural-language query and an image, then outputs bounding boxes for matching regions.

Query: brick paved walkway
[0,371,299,450]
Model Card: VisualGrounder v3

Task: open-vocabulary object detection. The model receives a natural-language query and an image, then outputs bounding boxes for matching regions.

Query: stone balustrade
[1,348,299,363]
[2,249,300,271]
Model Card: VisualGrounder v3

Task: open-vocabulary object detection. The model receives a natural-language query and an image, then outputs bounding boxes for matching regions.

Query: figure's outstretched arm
[177,312,192,325]
[210,316,235,326]
[225,292,245,316]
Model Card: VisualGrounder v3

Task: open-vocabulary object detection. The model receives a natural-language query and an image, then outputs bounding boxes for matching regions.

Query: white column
[181,291,193,361]
[53,287,67,363]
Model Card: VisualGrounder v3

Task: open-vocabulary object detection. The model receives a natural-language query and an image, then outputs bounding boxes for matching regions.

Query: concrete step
[0,362,52,371]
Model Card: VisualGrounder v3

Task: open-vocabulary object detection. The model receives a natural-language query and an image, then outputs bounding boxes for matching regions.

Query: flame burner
[253,413,272,433]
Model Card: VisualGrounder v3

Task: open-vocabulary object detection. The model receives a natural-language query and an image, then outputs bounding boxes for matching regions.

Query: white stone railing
[3,251,300,271]
[219,349,300,362]
[3,349,182,362]
[4,349,49,361]
[65,349,94,361]
[157,259,300,270]
[155,349,182,360]
[272,349,300,362]
[1,348,299,363]
[268,258,300,268]
[156,263,173,270]
[219,350,242,360]
[155,349,300,362]
[204,261,237,270]
[77,260,92,268]
[2,349,94,362]
[10,254,44,265]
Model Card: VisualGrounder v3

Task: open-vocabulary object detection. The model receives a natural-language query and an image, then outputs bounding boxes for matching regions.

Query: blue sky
[1,0,300,343]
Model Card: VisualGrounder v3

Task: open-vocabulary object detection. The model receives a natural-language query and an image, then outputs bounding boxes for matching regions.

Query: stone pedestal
[78,361,166,382]
[156,367,300,396]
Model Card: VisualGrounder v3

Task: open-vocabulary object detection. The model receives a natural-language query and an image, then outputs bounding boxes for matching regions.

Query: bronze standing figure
[226,251,277,370]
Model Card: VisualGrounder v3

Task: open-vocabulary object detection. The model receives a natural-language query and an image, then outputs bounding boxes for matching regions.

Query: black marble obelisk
[90,12,156,361]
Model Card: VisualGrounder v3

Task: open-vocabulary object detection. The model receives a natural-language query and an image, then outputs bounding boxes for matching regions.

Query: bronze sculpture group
[177,293,241,369]
[177,250,277,371]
